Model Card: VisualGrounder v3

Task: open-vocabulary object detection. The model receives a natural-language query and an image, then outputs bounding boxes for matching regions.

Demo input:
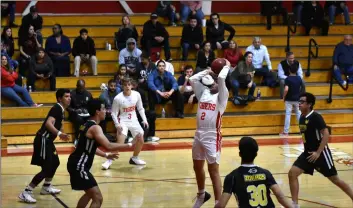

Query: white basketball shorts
[120,121,144,138]
[192,129,222,164]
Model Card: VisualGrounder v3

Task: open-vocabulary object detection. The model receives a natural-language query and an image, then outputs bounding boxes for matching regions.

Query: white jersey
[189,66,230,130]
[111,90,147,127]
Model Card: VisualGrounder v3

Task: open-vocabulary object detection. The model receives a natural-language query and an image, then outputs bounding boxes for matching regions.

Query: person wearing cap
[21,6,43,44]
[147,60,184,118]
[72,28,98,77]
[141,13,172,62]
[119,38,142,80]
[216,137,293,208]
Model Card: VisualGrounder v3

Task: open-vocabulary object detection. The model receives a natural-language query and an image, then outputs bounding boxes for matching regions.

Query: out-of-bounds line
[51,193,69,208]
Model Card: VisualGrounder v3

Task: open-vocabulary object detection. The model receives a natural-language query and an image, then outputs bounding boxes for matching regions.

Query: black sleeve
[223,174,235,194]
[133,26,139,42]
[205,26,212,42]
[72,38,78,57]
[47,57,54,76]
[37,15,43,30]
[315,113,327,131]
[161,24,169,39]
[48,104,62,120]
[89,38,96,56]
[181,26,188,43]
[142,22,153,40]
[224,23,235,41]
[265,170,277,188]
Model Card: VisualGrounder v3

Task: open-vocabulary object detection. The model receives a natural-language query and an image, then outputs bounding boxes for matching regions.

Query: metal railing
[327,67,349,103]
[306,38,319,77]
[285,16,297,52]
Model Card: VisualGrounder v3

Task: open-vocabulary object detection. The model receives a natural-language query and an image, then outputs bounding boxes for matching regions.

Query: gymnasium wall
[15,1,353,14]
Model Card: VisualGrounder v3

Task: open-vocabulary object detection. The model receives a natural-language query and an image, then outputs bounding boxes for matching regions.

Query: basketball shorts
[192,129,222,164]
[31,133,60,170]
[293,149,337,177]
[67,167,98,191]
[120,121,144,138]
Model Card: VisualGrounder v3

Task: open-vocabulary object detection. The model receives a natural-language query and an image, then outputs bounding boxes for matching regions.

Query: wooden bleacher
[1,14,353,146]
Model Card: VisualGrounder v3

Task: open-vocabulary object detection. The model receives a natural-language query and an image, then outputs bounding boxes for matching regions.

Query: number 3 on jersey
[128,113,132,119]
[247,184,268,207]
[200,112,206,120]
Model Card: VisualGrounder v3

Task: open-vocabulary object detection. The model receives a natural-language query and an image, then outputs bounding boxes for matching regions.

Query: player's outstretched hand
[59,133,70,141]
[307,151,320,163]
[106,152,119,160]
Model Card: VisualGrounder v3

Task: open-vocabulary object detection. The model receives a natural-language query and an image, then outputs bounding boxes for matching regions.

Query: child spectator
[114,64,128,92]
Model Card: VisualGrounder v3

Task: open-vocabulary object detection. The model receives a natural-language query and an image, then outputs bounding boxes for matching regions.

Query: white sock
[198,189,205,194]
[25,185,34,192]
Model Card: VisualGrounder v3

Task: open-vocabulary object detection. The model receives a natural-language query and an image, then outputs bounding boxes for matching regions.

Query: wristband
[57,131,62,136]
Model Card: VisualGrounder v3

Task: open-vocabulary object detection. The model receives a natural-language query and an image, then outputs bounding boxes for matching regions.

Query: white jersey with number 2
[189,66,230,130]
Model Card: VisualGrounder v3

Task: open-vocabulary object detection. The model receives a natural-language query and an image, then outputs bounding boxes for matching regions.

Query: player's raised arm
[111,96,121,128]
[270,184,293,208]
[90,125,131,151]
[217,60,230,114]
[189,69,210,100]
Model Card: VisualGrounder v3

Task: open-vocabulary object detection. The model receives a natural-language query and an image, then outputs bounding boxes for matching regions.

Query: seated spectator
[114,15,138,51]
[206,13,235,50]
[178,65,197,104]
[278,52,305,99]
[1,1,17,27]
[156,1,179,26]
[18,24,41,77]
[67,79,93,141]
[246,37,276,87]
[333,35,353,86]
[230,52,256,103]
[141,13,171,61]
[45,24,71,77]
[72,28,98,77]
[180,15,203,61]
[27,48,56,92]
[292,1,304,24]
[114,64,128,90]
[325,1,352,25]
[224,40,243,71]
[1,55,40,107]
[279,66,302,137]
[301,1,329,36]
[155,59,174,75]
[20,6,43,44]
[180,1,204,25]
[260,1,288,30]
[99,79,120,133]
[148,60,184,118]
[119,38,142,80]
[195,41,215,73]
[1,27,17,70]
[137,52,156,91]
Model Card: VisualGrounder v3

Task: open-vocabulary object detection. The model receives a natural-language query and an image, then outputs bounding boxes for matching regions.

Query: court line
[51,193,69,208]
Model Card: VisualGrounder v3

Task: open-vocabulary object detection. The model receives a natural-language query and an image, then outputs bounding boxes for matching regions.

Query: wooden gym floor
[1,140,353,208]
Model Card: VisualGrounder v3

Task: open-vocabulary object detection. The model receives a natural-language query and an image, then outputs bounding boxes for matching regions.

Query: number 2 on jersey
[200,112,206,120]
[247,184,268,207]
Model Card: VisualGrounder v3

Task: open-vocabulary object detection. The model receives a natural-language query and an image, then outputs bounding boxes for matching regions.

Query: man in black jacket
[141,13,171,61]
[72,28,98,77]
[301,1,329,36]
[260,1,288,30]
[181,15,203,61]
[206,13,235,50]
[20,6,43,44]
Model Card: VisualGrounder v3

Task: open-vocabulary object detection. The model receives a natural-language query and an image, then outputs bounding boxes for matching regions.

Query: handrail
[285,16,297,52]
[306,38,319,77]
[327,66,349,103]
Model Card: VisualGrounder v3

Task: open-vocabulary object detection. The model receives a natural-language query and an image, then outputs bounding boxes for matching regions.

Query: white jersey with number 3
[111,90,147,126]
[189,66,230,130]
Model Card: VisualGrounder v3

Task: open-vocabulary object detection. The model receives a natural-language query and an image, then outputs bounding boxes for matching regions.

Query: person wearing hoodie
[119,38,142,80]
[115,15,139,51]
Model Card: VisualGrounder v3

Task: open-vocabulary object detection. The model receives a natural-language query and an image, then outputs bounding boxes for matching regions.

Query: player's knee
[207,162,219,175]
[136,134,144,144]
[328,175,340,184]
[288,168,299,180]
[92,192,103,204]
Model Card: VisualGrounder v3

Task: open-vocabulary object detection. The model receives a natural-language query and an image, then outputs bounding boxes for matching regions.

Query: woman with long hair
[195,41,215,73]
[115,15,139,51]
[1,26,18,70]
[224,40,243,71]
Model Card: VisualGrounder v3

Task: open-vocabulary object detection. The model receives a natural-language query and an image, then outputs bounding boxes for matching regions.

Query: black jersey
[67,120,99,172]
[37,103,65,140]
[223,165,277,208]
[299,110,327,152]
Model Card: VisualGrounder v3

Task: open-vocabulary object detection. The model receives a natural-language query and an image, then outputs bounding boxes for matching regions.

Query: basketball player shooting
[189,58,230,208]
[102,78,149,169]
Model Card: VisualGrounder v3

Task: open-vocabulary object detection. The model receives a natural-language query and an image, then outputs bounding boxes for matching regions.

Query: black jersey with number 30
[223,165,277,208]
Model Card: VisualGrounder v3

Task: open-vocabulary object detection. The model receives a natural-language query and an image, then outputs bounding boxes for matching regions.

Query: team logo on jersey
[299,124,307,131]
[248,168,257,174]
[305,119,309,124]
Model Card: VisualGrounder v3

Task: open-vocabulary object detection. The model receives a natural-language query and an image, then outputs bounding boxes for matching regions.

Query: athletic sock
[43,178,52,187]
[25,185,34,192]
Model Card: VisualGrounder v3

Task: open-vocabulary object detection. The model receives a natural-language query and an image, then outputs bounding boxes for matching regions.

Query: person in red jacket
[1,55,40,107]
[223,40,243,70]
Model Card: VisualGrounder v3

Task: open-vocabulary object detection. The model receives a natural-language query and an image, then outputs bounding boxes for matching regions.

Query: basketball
[211,58,227,74]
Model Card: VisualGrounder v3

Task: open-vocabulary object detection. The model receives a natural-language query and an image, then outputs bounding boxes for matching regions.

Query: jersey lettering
[199,102,216,111]
[123,106,136,112]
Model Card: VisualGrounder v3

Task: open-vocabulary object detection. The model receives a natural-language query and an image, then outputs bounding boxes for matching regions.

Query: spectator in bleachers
[278,52,305,99]
[18,25,41,77]
[114,15,139,51]
[246,37,276,87]
[293,1,304,24]
[114,64,128,90]
[178,65,197,104]
[195,41,215,73]
[224,40,243,71]
[206,13,235,50]
[45,24,71,77]
[1,27,18,70]
[67,79,93,141]
[155,59,174,75]
[180,15,203,61]
[27,48,56,92]
[99,79,120,133]
[119,38,142,80]
[230,51,256,103]
[180,1,204,25]
[20,6,43,44]
[1,1,17,27]
[148,60,184,118]
[72,28,98,77]
[137,52,156,90]
[156,1,179,26]
[260,1,288,30]
[141,13,172,61]
[279,66,302,137]
[301,1,329,36]
[1,55,40,107]
[325,1,352,25]
[333,35,353,86]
